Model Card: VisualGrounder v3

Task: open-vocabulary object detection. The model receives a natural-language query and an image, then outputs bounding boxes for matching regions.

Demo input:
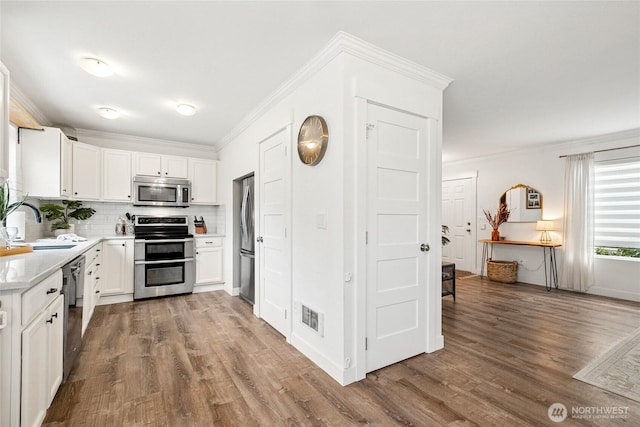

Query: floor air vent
[301,304,324,336]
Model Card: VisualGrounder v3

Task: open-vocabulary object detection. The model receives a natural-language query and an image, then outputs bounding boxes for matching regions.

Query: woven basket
[487,260,518,283]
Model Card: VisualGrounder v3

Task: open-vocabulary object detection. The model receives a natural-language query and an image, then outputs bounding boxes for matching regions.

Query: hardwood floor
[44,277,640,426]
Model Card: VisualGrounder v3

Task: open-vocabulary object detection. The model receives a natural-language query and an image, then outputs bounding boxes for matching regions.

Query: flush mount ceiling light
[176,103,197,116]
[97,107,120,119]
[79,57,114,77]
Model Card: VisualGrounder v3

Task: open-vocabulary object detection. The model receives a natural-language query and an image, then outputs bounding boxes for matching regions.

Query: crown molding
[444,128,640,167]
[9,81,52,127]
[216,31,453,152]
[75,128,217,155]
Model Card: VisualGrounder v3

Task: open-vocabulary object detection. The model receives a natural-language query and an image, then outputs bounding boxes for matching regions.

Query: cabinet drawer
[22,270,63,326]
[195,237,223,248]
[84,243,102,265]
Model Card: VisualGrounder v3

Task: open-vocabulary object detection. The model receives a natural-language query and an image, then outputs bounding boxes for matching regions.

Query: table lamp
[536,220,555,243]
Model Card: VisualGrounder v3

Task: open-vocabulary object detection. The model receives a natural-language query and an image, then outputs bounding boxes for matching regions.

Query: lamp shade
[536,220,555,231]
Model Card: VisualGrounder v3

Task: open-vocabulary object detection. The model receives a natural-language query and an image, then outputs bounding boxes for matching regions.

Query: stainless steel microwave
[133,175,191,207]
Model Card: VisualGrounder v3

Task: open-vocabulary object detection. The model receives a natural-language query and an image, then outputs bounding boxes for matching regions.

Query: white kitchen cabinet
[0,294,13,427]
[195,237,223,284]
[102,149,132,202]
[189,158,217,204]
[20,126,73,198]
[72,141,101,200]
[100,239,134,296]
[81,243,102,335]
[21,270,64,427]
[133,152,188,178]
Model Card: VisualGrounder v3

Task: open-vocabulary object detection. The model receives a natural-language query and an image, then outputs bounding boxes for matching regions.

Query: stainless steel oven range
[134,215,195,300]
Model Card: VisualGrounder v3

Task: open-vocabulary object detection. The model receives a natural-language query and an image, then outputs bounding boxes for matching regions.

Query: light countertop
[0,236,134,293]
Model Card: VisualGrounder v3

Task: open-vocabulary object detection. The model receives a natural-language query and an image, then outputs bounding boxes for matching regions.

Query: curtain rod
[559,144,640,158]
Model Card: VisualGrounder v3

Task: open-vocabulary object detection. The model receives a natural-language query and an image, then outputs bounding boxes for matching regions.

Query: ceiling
[1,1,638,162]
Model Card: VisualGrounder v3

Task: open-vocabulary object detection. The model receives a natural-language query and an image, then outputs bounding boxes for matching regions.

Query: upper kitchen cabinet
[0,62,9,180]
[21,127,73,198]
[189,158,217,204]
[133,152,188,178]
[72,142,101,200]
[102,148,132,202]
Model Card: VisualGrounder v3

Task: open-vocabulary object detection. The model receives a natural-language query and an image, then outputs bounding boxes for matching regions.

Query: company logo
[548,403,568,423]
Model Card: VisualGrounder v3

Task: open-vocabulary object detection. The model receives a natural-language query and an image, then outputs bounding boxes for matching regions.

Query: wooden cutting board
[0,246,33,257]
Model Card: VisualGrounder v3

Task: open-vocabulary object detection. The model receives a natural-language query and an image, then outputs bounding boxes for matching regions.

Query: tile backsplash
[36,201,225,239]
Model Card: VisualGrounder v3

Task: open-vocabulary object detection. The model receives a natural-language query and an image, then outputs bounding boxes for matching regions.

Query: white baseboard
[193,283,225,293]
[96,293,133,306]
[290,333,355,386]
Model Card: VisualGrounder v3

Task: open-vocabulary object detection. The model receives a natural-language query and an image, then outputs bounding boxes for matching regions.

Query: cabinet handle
[51,312,58,319]
[165,172,168,175]
[96,263,100,266]
[46,317,53,324]
[205,241,213,244]
[196,251,199,255]
[0,311,7,330]
[122,243,125,247]
[128,195,131,198]
[96,290,100,294]
[157,171,161,175]
[88,271,93,276]
[97,249,101,252]
[74,192,78,195]
[96,277,100,280]
[46,288,58,295]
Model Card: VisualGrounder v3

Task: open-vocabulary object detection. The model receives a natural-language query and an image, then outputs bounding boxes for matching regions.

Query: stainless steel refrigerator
[239,176,255,304]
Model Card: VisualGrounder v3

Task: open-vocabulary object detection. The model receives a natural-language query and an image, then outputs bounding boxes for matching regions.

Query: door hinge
[285,309,287,320]
[366,123,375,139]
[285,228,287,238]
[365,338,368,350]
[365,231,368,245]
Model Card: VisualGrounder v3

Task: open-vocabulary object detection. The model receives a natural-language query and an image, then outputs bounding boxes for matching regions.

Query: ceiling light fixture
[97,107,120,119]
[176,103,197,116]
[80,57,114,77]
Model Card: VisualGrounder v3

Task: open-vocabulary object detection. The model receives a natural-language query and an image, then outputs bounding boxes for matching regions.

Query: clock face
[297,115,328,166]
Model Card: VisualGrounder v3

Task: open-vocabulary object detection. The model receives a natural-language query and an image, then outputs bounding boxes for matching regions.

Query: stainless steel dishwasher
[61,255,85,382]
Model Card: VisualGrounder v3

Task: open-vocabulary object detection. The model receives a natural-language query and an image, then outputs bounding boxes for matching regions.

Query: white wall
[218,36,449,385]
[444,129,640,301]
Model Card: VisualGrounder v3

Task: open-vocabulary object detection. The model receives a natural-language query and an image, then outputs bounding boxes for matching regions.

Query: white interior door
[366,104,429,372]
[442,177,476,272]
[258,128,291,338]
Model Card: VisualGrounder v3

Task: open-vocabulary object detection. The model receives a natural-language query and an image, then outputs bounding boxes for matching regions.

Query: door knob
[420,243,430,252]
[257,236,263,243]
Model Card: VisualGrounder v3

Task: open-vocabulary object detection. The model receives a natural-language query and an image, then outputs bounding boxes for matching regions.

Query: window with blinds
[594,156,640,257]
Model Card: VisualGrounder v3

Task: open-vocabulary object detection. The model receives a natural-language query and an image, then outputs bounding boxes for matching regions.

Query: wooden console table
[479,239,562,291]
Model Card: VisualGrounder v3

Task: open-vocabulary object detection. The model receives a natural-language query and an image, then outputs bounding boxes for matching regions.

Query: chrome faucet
[2,202,42,226]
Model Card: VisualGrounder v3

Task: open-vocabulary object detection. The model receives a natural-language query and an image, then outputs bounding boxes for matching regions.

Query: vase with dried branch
[483,203,511,241]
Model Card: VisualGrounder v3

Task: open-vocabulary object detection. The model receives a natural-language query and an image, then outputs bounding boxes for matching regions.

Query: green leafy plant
[0,180,28,225]
[595,247,640,258]
[442,225,450,247]
[39,200,96,231]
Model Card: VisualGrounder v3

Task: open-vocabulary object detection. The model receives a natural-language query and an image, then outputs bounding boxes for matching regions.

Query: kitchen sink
[26,240,79,250]
[31,244,78,250]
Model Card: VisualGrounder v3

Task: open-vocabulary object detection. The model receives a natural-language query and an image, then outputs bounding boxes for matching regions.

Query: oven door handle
[135,238,193,244]
[135,258,194,265]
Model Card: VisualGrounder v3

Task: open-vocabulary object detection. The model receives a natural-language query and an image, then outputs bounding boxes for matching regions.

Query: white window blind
[594,156,640,249]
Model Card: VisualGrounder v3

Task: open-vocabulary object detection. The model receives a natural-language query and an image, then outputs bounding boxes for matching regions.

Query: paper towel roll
[6,211,26,241]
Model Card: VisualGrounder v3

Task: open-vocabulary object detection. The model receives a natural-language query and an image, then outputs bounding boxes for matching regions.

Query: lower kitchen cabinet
[100,239,134,299]
[20,271,64,427]
[81,243,102,335]
[195,236,223,287]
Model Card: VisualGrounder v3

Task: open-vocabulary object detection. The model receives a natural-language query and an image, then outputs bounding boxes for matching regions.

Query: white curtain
[561,153,594,291]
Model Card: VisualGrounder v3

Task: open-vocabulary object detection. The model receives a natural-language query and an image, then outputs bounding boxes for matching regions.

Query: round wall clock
[297,115,328,166]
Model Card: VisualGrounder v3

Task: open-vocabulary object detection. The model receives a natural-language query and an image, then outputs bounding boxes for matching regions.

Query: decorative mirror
[499,184,542,222]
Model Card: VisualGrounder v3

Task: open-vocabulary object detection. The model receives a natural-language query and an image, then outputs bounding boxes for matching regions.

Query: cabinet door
[189,159,217,204]
[162,155,189,178]
[196,247,223,284]
[134,152,161,176]
[20,127,65,198]
[102,149,132,201]
[21,311,48,427]
[61,135,73,197]
[101,240,134,295]
[72,142,101,200]
[47,295,64,404]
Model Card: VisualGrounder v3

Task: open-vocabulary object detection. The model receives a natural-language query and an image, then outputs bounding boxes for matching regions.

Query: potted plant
[0,180,28,225]
[442,225,450,247]
[39,200,96,235]
[483,203,511,241]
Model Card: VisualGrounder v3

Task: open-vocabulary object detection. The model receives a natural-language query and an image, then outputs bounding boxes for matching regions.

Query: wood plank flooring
[44,277,640,426]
